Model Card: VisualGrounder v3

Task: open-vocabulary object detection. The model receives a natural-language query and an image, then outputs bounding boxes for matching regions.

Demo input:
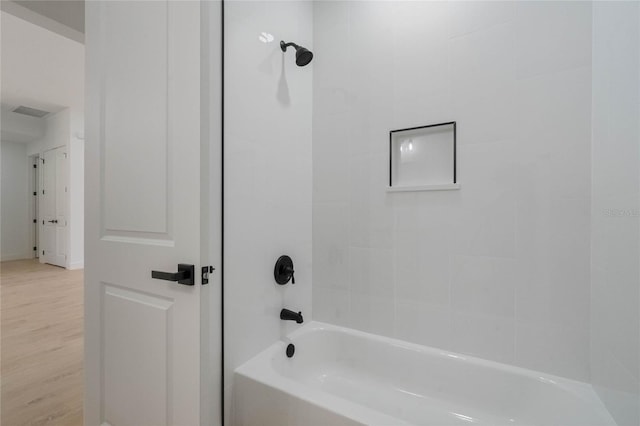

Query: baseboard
[67,260,84,270]
[1,253,33,262]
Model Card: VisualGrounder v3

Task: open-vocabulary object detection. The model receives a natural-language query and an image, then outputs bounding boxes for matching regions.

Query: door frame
[219,1,226,423]
[201,1,224,424]
[29,154,40,259]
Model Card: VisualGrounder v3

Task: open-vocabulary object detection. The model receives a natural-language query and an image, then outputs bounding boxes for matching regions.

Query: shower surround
[225,1,639,425]
[312,0,592,381]
[591,2,640,425]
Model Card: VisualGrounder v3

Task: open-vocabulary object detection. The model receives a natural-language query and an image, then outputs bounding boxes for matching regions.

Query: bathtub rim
[234,321,616,425]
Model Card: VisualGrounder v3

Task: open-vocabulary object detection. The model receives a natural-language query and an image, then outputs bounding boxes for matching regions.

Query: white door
[41,146,67,267]
[85,2,219,426]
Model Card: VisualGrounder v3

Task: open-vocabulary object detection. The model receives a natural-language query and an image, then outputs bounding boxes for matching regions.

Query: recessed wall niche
[388,122,459,192]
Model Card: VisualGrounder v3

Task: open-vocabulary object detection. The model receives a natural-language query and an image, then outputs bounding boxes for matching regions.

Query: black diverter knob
[274,255,295,285]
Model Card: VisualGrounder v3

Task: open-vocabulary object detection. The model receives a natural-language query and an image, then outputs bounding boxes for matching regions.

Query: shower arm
[280,41,300,52]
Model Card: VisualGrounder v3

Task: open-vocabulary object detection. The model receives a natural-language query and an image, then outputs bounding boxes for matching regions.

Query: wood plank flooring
[1,259,83,426]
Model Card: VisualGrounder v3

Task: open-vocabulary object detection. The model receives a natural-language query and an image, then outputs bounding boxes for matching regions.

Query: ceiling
[1,10,84,143]
[14,0,84,33]
[0,0,84,43]
[1,104,46,144]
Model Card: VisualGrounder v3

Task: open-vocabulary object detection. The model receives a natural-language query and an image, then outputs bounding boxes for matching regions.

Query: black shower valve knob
[274,255,295,285]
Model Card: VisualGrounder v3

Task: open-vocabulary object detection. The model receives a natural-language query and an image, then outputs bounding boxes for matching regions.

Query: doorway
[1,3,85,425]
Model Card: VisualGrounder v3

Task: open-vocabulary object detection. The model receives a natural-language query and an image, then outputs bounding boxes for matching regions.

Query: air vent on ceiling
[12,106,50,118]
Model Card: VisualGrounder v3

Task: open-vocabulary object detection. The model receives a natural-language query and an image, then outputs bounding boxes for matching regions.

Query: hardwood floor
[1,259,83,426]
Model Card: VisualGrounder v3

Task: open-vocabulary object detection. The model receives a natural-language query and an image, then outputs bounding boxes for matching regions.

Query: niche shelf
[388,121,459,192]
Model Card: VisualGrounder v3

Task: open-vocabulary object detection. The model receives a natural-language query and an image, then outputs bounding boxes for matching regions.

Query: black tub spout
[280,308,303,324]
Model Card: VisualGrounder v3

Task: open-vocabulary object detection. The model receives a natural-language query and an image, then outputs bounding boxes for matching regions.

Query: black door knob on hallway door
[151,264,195,286]
[274,255,295,285]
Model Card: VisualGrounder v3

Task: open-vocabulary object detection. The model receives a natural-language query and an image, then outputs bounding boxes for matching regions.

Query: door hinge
[33,164,37,169]
[201,266,215,285]
[33,219,37,223]
[33,192,37,196]
[33,246,37,251]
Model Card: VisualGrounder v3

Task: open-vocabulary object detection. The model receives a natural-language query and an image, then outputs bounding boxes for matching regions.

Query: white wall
[1,11,84,114]
[224,0,313,420]
[2,10,85,270]
[28,108,70,155]
[590,3,640,425]
[313,1,593,381]
[0,108,46,143]
[1,140,31,261]
[68,110,84,269]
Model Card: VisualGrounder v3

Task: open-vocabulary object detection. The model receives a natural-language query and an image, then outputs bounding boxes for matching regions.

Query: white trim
[67,261,84,270]
[387,183,461,193]
[1,253,33,262]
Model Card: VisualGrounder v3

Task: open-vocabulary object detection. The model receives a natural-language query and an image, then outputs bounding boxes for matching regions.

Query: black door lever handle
[151,264,194,286]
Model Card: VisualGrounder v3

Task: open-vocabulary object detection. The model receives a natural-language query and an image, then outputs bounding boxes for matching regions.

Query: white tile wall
[224,1,313,421]
[224,2,639,418]
[591,3,640,425]
[313,1,594,382]
[515,1,592,79]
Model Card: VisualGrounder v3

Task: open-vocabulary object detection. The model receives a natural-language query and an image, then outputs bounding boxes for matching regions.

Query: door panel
[41,149,54,265]
[41,147,66,267]
[54,149,67,266]
[103,284,173,426]
[102,1,170,236]
[85,2,214,425]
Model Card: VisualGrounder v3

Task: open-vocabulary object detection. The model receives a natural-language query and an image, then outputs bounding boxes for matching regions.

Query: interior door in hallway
[41,146,67,267]
[85,1,221,425]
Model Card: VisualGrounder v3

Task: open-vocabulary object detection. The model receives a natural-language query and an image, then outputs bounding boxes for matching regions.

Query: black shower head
[295,47,313,67]
[280,40,313,67]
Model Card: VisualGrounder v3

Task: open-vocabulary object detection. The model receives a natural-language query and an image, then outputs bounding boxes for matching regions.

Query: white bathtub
[233,322,616,426]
